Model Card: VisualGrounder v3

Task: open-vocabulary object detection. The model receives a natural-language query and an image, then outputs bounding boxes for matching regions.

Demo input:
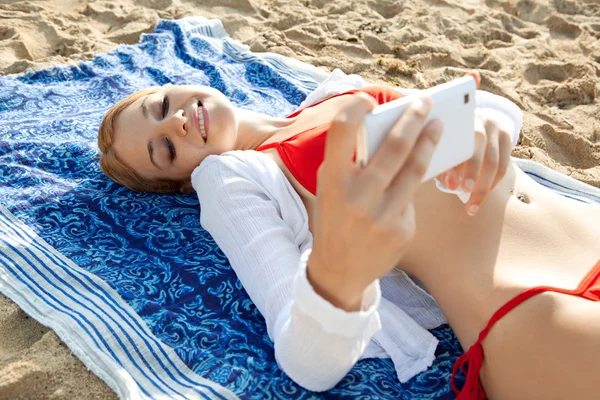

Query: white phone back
[357,76,476,182]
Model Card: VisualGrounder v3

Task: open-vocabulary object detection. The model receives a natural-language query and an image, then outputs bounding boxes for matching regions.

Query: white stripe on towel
[0,205,239,400]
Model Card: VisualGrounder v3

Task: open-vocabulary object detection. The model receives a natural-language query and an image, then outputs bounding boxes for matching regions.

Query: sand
[0,0,599,398]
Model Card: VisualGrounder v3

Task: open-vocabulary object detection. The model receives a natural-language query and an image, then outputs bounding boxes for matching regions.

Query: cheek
[184,149,207,167]
[181,147,219,174]
[213,105,238,145]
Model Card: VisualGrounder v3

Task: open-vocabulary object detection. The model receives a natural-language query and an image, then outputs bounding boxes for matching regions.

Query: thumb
[324,92,377,173]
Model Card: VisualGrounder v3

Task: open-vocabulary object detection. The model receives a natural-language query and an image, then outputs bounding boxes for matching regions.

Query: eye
[165,137,176,161]
[161,95,170,119]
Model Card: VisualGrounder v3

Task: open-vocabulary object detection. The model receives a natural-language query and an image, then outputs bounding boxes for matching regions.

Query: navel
[509,187,530,204]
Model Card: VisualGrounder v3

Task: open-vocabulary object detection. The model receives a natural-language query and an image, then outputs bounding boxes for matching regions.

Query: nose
[168,109,187,137]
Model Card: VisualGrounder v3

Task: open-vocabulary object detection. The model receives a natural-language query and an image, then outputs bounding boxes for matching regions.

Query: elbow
[274,347,349,392]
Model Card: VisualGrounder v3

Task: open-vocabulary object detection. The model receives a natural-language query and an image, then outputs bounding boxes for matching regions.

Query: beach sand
[0,0,599,398]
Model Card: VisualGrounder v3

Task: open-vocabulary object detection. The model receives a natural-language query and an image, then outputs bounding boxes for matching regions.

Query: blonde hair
[98,87,183,193]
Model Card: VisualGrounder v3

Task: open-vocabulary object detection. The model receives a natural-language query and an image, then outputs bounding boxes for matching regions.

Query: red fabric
[452,258,600,400]
[255,86,403,195]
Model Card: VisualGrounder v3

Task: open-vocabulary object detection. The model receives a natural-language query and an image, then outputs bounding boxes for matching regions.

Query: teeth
[198,105,207,140]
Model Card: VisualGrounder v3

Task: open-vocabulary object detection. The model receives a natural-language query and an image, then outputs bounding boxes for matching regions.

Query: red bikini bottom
[451,259,600,400]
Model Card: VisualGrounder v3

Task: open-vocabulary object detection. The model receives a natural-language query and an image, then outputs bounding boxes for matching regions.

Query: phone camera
[464,94,469,104]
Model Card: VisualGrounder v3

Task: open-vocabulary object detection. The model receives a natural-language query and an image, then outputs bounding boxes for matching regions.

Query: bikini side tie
[450,287,548,400]
[451,342,486,400]
[452,260,600,400]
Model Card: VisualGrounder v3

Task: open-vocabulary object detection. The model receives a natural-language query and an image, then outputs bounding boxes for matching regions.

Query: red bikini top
[255,86,403,195]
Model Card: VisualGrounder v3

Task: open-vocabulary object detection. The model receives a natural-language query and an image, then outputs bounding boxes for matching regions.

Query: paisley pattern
[2,16,599,400]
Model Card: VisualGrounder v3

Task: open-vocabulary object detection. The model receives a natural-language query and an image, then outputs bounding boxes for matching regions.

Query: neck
[233,107,297,150]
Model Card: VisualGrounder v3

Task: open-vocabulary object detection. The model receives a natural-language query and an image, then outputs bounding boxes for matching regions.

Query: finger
[364,97,433,191]
[436,168,459,190]
[446,168,460,190]
[383,118,444,210]
[324,92,377,175]
[462,117,487,193]
[454,162,468,189]
[464,70,481,89]
[492,129,513,189]
[466,120,500,215]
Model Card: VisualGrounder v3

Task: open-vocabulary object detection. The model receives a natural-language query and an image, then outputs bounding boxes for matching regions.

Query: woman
[98,71,600,399]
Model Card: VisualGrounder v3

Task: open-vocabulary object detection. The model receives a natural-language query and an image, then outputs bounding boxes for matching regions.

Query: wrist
[306,254,367,312]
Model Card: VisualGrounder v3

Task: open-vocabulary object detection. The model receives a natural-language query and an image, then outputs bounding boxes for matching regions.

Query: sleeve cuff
[475,90,523,148]
[291,248,382,338]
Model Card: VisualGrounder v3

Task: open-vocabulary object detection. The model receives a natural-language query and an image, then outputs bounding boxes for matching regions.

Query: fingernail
[448,175,456,189]
[444,175,451,187]
[431,118,443,128]
[429,119,444,142]
[467,204,479,216]
[464,179,475,192]
[413,98,430,113]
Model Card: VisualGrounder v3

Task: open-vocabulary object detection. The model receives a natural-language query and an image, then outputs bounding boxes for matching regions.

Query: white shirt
[191,70,522,391]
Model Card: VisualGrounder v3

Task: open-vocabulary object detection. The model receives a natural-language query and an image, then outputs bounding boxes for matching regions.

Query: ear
[179,180,194,194]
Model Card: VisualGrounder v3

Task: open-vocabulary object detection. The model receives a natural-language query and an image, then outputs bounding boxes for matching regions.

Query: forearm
[275,249,382,391]
[194,152,384,391]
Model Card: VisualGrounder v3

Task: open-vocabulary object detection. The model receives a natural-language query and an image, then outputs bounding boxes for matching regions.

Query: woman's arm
[307,92,444,319]
[191,152,381,392]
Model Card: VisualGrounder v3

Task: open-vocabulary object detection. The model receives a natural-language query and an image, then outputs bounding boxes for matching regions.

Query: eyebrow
[147,141,162,170]
[140,96,149,119]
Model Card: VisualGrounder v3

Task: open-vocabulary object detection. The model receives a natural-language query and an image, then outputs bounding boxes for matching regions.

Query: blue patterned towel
[1,16,600,400]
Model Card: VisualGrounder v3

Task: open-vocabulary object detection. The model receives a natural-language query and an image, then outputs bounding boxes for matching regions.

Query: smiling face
[112,84,238,184]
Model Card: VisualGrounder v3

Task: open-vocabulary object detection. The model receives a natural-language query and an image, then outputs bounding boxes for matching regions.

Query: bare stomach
[402,160,600,348]
[269,147,600,350]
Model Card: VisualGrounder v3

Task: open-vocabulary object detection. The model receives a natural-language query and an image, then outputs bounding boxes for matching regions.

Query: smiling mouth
[197,100,207,142]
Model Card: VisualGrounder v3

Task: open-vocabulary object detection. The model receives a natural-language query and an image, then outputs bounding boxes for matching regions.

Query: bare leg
[480,291,600,400]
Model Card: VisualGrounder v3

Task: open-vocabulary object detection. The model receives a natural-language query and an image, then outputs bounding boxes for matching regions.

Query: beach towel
[1,16,599,400]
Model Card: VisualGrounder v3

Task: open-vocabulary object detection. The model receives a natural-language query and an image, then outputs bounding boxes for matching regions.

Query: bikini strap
[255,142,277,152]
[453,259,600,399]
[451,285,555,400]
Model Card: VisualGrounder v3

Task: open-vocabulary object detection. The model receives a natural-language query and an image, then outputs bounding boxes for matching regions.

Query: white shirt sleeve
[191,152,382,392]
[474,90,522,148]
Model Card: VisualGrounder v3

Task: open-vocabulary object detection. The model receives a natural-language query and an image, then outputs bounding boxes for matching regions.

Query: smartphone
[356,76,476,182]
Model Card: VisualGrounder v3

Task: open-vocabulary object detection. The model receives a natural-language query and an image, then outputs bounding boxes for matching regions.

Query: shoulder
[191,150,309,237]
[191,150,291,201]
[192,150,273,185]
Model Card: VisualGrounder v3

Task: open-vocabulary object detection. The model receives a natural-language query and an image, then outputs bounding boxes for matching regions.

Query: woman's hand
[437,114,513,216]
[436,71,512,216]
[307,93,443,311]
